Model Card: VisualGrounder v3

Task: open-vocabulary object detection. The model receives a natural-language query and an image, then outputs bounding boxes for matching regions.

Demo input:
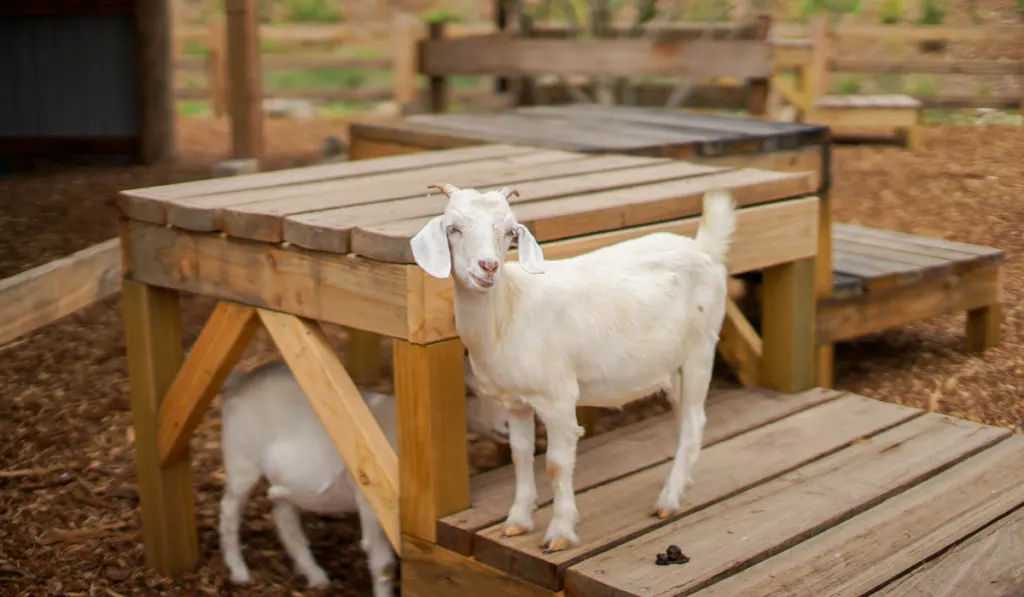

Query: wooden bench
[740,223,1004,359]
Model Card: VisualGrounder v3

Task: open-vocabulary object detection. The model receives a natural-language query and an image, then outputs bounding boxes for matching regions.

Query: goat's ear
[515,223,545,274]
[411,215,451,279]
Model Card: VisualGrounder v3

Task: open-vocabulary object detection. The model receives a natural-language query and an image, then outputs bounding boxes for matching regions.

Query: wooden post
[135,0,175,164]
[494,0,509,94]
[345,330,385,385]
[121,280,198,574]
[511,14,536,107]
[760,258,816,394]
[225,0,263,161]
[965,267,1003,352]
[393,338,471,544]
[808,15,830,101]
[745,13,772,117]
[426,22,448,114]
[207,14,227,118]
[815,186,835,388]
[392,12,420,112]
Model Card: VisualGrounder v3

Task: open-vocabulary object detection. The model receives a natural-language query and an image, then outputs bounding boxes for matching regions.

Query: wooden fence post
[426,22,448,113]
[207,14,227,118]
[808,15,830,100]
[225,0,264,161]
[392,12,420,112]
[745,13,772,116]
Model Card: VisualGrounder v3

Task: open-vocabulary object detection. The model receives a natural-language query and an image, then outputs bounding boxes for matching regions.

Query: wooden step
[428,387,1023,597]
[814,94,922,109]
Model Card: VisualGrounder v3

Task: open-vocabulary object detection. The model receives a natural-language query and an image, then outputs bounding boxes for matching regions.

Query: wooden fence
[171,18,1024,114]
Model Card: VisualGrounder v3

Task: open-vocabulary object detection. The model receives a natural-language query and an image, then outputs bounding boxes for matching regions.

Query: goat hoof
[502,523,530,538]
[654,508,678,519]
[542,537,575,552]
[305,570,330,588]
[228,570,251,585]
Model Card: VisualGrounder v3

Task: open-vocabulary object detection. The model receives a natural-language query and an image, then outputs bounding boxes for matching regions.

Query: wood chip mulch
[0,117,1020,596]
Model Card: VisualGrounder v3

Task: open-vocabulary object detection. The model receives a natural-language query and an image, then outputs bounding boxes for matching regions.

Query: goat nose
[478,259,499,274]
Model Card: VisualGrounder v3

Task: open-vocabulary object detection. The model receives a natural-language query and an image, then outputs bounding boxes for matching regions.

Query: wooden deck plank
[351,168,817,263]
[872,504,1024,597]
[117,144,536,224]
[437,387,843,556]
[834,223,1002,259]
[501,108,753,143]
[165,149,587,234]
[564,412,1010,597]
[283,159,724,253]
[688,435,1024,597]
[472,395,921,590]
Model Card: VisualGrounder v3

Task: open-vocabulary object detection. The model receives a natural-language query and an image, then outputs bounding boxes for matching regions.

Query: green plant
[878,0,903,23]
[916,0,946,25]
[183,39,207,57]
[421,8,463,23]
[286,0,340,23]
[796,0,861,22]
[907,75,937,96]
[836,76,862,94]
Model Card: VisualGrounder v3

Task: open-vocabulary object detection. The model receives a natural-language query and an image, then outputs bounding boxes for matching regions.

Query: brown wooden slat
[437,387,843,556]
[472,395,921,590]
[689,435,1024,597]
[419,37,773,79]
[564,413,1010,597]
[831,58,1024,76]
[350,168,817,263]
[872,502,1024,597]
[118,144,536,224]
[166,149,588,234]
[834,223,1002,259]
[284,160,724,253]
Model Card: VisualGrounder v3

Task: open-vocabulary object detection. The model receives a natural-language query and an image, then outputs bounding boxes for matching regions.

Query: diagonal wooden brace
[157,301,260,468]
[258,309,402,554]
[717,296,763,387]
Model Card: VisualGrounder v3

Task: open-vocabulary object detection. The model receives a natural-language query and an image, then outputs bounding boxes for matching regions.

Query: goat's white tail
[696,188,736,265]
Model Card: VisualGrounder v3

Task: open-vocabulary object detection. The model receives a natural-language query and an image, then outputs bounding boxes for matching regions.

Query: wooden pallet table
[116,143,821,579]
[430,386,1024,597]
[348,104,838,388]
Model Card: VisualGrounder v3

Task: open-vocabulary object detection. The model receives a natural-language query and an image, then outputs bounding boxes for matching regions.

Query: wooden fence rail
[171,18,1023,115]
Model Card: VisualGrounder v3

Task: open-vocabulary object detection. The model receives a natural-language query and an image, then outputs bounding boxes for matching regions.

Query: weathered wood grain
[437,387,843,555]
[564,412,1010,597]
[473,395,921,590]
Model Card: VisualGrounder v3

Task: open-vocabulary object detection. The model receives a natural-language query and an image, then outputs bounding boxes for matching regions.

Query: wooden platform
[412,387,1024,597]
[806,94,923,149]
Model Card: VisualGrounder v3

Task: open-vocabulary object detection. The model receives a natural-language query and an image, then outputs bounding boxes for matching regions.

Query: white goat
[410,183,735,552]
[217,358,509,594]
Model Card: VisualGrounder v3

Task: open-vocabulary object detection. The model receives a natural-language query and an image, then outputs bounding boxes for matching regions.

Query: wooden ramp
[409,387,1024,597]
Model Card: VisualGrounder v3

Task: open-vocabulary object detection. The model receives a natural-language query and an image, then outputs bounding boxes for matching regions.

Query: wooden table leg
[815,188,835,388]
[121,280,198,575]
[393,338,471,544]
[760,258,816,394]
[345,328,384,385]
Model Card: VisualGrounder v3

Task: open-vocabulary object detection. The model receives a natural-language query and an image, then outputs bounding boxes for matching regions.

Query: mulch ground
[0,116,1021,596]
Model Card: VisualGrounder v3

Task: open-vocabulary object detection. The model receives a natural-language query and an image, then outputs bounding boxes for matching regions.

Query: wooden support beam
[393,338,470,544]
[345,328,385,385]
[121,280,198,574]
[0,238,120,347]
[717,298,763,387]
[225,0,263,161]
[157,301,260,467]
[815,188,835,388]
[760,258,816,394]
[259,309,401,553]
[424,22,448,113]
[135,0,175,163]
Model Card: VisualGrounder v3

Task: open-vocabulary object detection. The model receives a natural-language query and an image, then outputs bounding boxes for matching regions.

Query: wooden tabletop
[118,143,817,265]
[351,104,830,158]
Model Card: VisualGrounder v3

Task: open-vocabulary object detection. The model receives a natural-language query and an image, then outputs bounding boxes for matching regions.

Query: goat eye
[447,225,461,236]
[505,229,516,238]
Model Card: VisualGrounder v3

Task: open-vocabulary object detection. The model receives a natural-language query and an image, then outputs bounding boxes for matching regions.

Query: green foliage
[878,0,903,24]
[874,73,904,94]
[267,68,367,91]
[908,75,937,96]
[1017,0,1024,17]
[836,76,862,94]
[183,39,207,57]
[795,0,861,22]
[285,0,340,23]
[176,100,210,117]
[421,8,463,23]
[915,0,946,25]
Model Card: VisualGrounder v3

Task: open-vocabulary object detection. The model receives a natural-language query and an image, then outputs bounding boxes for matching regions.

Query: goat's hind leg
[655,346,714,518]
[269,495,330,587]
[501,405,538,537]
[219,459,261,584]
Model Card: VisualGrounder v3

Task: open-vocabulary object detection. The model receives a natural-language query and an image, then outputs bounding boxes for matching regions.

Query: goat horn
[427,183,459,198]
[498,186,520,199]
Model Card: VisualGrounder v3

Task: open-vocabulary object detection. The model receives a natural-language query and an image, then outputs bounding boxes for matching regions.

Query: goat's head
[410,183,544,293]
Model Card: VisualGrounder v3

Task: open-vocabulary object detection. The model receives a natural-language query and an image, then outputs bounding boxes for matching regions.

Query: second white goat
[217,358,509,594]
[410,184,735,552]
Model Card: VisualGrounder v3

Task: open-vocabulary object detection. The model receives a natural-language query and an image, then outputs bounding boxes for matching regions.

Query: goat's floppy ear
[411,215,451,279]
[515,223,545,274]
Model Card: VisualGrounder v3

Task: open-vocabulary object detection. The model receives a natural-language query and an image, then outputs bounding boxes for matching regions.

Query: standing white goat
[217,358,509,594]
[410,183,735,552]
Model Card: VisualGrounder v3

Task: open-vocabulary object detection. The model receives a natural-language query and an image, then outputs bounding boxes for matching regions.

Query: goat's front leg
[355,490,397,597]
[534,399,583,552]
[501,405,537,537]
